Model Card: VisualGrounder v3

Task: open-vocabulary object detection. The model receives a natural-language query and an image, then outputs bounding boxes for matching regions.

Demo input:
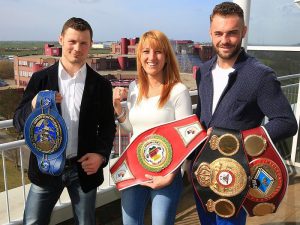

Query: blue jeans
[193,192,247,225]
[121,172,183,225]
[23,166,96,225]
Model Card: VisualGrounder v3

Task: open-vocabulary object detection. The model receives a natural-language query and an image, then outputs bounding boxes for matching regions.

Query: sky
[0,0,299,45]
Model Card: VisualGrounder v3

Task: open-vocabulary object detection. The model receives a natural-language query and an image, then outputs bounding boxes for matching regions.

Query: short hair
[61,17,93,40]
[136,30,181,108]
[210,2,244,23]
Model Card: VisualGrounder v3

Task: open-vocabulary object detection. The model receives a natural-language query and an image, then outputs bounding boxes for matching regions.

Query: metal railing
[0,123,121,225]
[1,74,300,224]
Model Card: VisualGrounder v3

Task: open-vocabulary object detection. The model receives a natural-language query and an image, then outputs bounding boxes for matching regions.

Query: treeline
[0,41,49,56]
[248,50,300,76]
[0,60,14,79]
[0,41,111,56]
[0,88,23,120]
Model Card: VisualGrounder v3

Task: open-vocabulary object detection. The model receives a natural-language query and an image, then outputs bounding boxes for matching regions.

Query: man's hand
[207,127,213,136]
[78,153,105,175]
[31,92,63,110]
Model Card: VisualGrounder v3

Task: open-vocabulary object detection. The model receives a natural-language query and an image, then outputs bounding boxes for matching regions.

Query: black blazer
[13,62,116,192]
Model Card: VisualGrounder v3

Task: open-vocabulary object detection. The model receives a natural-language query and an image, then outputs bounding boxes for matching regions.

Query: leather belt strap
[110,115,207,190]
[24,90,68,176]
[192,126,288,218]
[192,127,250,218]
[242,126,288,217]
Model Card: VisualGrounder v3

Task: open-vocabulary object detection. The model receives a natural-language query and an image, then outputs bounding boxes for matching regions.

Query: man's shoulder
[243,54,274,74]
[198,57,215,73]
[31,63,58,80]
[87,66,112,87]
[196,59,213,80]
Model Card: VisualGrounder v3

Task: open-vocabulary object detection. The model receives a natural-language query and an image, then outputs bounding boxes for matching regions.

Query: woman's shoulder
[128,80,138,93]
[129,79,137,87]
[171,82,189,94]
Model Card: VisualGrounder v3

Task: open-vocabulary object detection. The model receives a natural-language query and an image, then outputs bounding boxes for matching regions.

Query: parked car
[0,79,9,87]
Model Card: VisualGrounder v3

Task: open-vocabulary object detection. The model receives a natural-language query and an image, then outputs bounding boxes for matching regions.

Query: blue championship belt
[24,90,68,176]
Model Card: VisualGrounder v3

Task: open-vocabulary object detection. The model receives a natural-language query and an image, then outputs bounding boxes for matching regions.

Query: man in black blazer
[13,17,116,225]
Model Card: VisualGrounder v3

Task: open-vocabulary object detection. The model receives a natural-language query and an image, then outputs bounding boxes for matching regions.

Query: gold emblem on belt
[248,158,283,201]
[206,198,236,218]
[244,134,267,157]
[137,134,172,172]
[30,114,62,154]
[209,133,239,156]
[194,158,248,197]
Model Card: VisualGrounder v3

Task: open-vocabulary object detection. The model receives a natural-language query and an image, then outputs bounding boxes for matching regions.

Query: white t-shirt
[211,63,234,113]
[120,81,192,141]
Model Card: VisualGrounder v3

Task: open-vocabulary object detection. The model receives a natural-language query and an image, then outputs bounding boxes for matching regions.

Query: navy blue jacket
[196,49,297,142]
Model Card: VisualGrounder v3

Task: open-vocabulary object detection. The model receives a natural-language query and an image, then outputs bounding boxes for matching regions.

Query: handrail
[0,120,13,129]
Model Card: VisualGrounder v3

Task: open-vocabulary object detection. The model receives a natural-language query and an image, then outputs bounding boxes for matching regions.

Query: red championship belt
[242,126,288,217]
[110,115,207,190]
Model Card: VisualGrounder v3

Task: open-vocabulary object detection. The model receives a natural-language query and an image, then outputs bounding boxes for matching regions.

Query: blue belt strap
[24,90,68,176]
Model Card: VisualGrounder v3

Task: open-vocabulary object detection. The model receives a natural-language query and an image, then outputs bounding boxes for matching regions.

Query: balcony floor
[59,166,300,225]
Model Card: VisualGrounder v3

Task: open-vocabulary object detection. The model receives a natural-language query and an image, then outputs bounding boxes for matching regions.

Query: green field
[0,41,111,56]
[0,41,50,56]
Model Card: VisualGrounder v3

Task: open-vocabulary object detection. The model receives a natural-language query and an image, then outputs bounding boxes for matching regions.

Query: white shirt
[120,81,193,141]
[211,63,234,113]
[58,61,86,158]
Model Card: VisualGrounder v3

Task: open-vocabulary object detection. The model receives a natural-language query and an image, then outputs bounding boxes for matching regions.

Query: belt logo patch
[111,160,135,183]
[175,122,203,146]
[248,158,283,202]
[137,134,172,172]
[30,114,62,154]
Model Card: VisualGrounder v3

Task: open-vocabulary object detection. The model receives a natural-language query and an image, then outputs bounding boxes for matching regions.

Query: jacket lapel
[47,62,59,92]
[79,65,96,120]
[46,63,61,113]
[202,58,216,125]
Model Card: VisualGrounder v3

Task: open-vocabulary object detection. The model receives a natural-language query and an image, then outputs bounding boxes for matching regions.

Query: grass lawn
[0,155,30,192]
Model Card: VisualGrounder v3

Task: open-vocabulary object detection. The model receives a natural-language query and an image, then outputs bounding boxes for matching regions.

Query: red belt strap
[110,115,207,190]
[242,126,288,217]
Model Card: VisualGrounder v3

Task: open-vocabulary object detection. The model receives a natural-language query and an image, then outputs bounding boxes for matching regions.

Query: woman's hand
[141,173,177,189]
[113,87,128,114]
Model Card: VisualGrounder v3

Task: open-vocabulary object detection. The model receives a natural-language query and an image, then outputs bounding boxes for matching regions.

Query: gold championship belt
[242,127,288,217]
[110,115,207,190]
[192,127,250,218]
[192,126,288,218]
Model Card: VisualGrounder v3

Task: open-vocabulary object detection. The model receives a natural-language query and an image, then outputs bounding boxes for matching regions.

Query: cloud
[248,0,300,45]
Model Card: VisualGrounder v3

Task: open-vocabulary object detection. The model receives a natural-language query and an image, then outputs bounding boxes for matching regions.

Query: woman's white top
[120,81,193,141]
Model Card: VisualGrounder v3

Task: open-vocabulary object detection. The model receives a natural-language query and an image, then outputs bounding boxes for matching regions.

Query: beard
[213,40,242,60]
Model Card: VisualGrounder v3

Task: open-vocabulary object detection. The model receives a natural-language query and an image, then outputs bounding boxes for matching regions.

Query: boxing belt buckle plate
[110,115,207,190]
[242,126,288,217]
[192,127,250,218]
[24,90,68,176]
